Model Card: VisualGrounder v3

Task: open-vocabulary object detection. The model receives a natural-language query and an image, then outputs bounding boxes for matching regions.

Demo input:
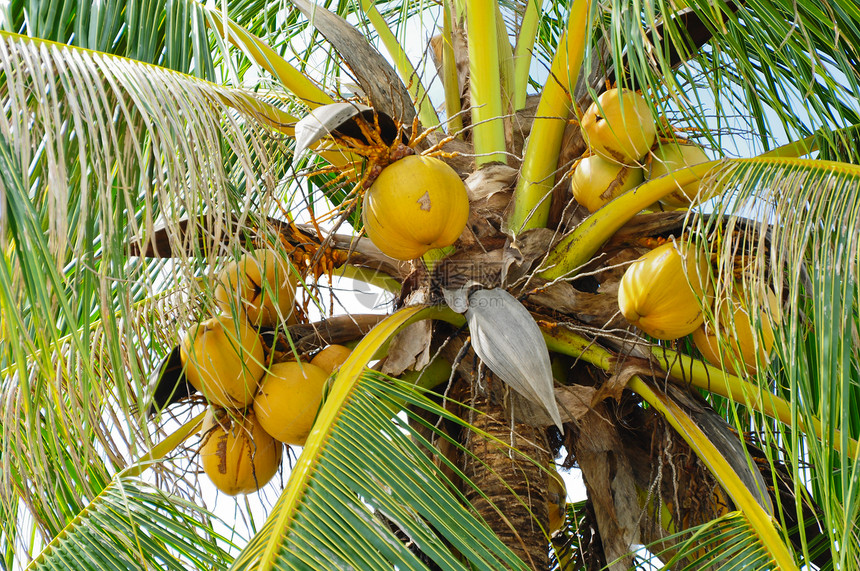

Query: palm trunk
[451,372,550,570]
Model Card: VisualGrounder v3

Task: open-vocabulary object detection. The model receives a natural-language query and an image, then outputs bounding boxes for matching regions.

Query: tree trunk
[571,402,640,571]
[452,373,551,570]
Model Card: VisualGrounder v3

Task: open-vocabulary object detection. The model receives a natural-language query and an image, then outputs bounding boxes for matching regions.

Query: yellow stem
[509,0,591,232]
[652,346,860,456]
[760,135,817,158]
[206,10,333,108]
[466,0,507,165]
[542,322,860,456]
[513,0,540,111]
[629,377,799,571]
[360,0,439,127]
[540,155,860,280]
[539,160,720,280]
[441,1,464,137]
[495,4,516,117]
[121,413,206,478]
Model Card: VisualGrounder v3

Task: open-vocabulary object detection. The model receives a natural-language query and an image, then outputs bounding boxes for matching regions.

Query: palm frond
[26,476,236,570]
[232,370,531,571]
[0,31,293,549]
[645,512,785,570]
[1,0,218,78]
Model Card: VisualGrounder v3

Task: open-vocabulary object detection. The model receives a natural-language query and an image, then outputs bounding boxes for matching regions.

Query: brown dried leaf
[291,0,415,124]
[381,320,432,376]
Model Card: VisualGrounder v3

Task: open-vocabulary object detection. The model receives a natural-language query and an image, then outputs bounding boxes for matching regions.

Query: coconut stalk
[651,345,860,456]
[539,160,721,279]
[466,0,507,165]
[508,0,591,232]
[359,0,439,127]
[541,320,860,457]
[629,377,800,571]
[540,156,860,281]
[513,0,540,111]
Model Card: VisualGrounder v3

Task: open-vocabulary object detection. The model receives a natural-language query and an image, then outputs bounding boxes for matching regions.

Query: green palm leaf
[232,307,530,571]
[232,371,531,571]
[26,476,237,570]
[645,512,784,570]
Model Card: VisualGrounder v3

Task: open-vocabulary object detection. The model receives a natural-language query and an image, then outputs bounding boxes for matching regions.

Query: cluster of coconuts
[574,88,779,374]
[617,240,780,375]
[691,284,781,375]
[180,248,353,495]
[362,154,471,260]
[572,88,710,213]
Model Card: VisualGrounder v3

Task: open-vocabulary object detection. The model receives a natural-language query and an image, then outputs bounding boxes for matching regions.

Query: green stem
[335,264,402,294]
[360,0,439,127]
[508,0,591,232]
[466,0,507,165]
[495,5,515,117]
[513,0,540,111]
[539,160,720,280]
[380,358,455,417]
[441,1,464,137]
[421,244,456,270]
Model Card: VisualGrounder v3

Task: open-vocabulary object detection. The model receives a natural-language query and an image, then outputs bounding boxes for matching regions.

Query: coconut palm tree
[1,0,859,569]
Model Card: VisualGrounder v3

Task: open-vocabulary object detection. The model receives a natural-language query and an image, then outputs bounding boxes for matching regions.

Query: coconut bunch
[571,88,711,213]
[180,247,353,495]
[294,104,471,261]
[692,282,781,376]
[617,239,782,375]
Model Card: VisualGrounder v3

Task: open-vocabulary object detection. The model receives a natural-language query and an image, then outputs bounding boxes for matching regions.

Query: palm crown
[1,0,859,569]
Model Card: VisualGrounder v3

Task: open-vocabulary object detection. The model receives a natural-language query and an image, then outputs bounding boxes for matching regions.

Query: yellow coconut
[362,155,469,260]
[253,361,329,446]
[311,344,352,374]
[547,468,567,535]
[647,143,710,208]
[618,242,713,340]
[580,88,657,165]
[180,315,264,408]
[570,155,644,213]
[693,286,781,375]
[199,407,282,496]
[215,249,298,327]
